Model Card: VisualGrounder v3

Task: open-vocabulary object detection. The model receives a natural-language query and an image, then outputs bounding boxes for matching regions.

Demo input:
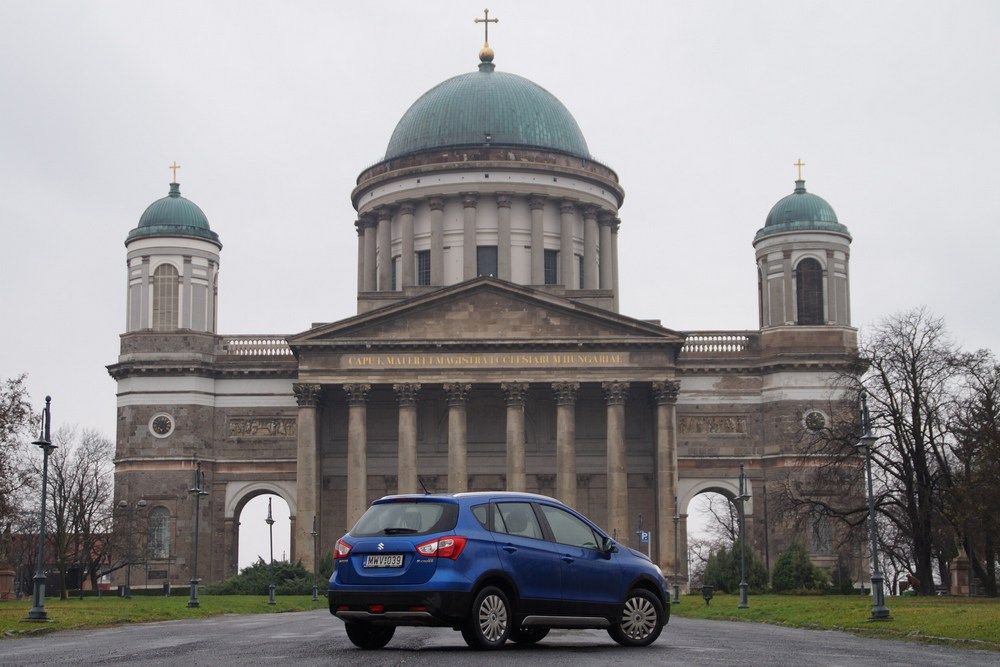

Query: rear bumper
[328,589,472,626]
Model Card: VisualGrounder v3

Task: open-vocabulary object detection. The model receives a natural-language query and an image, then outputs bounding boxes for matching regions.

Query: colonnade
[354,194,621,293]
[291,379,680,573]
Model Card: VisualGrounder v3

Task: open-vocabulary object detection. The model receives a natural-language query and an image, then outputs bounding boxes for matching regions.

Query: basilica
[109,39,861,587]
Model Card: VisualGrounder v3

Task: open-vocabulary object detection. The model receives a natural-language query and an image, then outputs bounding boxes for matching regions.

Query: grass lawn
[672,593,1000,650]
[0,595,327,638]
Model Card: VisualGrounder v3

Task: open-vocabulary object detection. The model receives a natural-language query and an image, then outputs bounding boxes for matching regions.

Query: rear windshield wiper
[383,527,419,535]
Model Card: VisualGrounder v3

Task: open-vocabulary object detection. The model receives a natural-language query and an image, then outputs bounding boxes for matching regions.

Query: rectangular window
[477,245,498,277]
[543,249,558,285]
[391,256,399,291]
[417,250,431,286]
[577,254,584,289]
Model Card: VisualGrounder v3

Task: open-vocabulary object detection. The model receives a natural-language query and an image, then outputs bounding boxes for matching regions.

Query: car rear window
[350,502,459,537]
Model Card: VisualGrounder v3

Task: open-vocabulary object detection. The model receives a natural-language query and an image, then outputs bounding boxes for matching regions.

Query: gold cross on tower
[474,8,498,46]
[169,161,181,182]
[794,159,805,180]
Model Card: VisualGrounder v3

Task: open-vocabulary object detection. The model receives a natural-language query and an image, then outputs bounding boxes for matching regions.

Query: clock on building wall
[149,413,175,438]
[804,410,827,432]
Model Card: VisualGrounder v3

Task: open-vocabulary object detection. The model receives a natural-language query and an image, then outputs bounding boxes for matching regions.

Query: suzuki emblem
[377,542,385,551]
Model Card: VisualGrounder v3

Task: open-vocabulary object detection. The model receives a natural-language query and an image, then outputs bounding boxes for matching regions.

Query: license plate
[363,554,404,568]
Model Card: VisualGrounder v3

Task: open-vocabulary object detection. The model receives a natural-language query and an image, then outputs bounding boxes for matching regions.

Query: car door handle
[502,544,517,554]
[561,556,574,563]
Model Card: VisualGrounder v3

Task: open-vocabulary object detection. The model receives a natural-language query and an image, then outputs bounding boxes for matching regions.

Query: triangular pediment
[289,278,684,348]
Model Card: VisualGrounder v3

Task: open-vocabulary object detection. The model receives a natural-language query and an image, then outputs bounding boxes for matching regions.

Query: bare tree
[948,355,1000,595]
[36,427,115,597]
[0,374,37,558]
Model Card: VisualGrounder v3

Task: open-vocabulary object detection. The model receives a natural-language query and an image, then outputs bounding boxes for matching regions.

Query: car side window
[471,504,489,529]
[496,502,544,540]
[538,504,600,550]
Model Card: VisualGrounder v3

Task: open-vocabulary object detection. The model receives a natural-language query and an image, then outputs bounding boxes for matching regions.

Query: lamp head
[137,499,148,509]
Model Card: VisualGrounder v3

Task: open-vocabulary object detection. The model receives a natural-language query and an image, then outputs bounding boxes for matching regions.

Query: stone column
[679,513,689,590]
[782,249,794,324]
[428,197,445,286]
[611,218,621,311]
[496,194,513,281]
[139,256,150,328]
[559,200,577,288]
[462,194,478,280]
[529,195,546,284]
[207,260,217,332]
[598,213,613,290]
[362,214,377,292]
[293,382,322,572]
[444,383,471,492]
[393,383,421,495]
[502,382,529,491]
[376,206,393,291]
[582,206,600,290]
[182,256,193,329]
[603,381,630,542]
[825,248,836,324]
[652,380,680,573]
[399,201,416,288]
[344,383,371,530]
[552,382,580,506]
[355,219,366,294]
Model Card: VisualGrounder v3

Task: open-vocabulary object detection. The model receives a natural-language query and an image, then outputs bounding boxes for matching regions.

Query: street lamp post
[266,497,276,605]
[118,498,148,598]
[855,390,891,620]
[187,461,208,608]
[737,464,751,609]
[26,396,55,621]
[310,514,319,602]
[672,495,681,604]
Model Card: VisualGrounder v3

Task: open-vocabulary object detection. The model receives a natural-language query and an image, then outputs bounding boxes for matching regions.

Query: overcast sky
[2,1,999,556]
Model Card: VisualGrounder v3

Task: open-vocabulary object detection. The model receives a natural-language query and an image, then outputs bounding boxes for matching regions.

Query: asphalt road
[1,609,996,666]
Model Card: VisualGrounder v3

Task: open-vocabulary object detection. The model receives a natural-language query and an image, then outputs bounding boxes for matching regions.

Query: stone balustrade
[218,336,293,356]
[679,331,756,355]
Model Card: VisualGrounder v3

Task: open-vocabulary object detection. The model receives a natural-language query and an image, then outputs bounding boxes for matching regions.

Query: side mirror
[601,536,618,557]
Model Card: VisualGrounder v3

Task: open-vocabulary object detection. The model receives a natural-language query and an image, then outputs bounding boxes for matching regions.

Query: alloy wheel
[478,593,508,642]
[620,594,657,640]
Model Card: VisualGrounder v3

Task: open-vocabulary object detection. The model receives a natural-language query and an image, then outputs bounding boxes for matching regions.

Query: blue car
[328,492,669,650]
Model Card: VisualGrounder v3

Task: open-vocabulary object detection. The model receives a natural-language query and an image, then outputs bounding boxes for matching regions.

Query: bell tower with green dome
[123,174,221,333]
[753,167,853,332]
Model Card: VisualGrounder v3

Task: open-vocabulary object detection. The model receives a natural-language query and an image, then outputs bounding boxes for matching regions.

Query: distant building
[109,43,861,586]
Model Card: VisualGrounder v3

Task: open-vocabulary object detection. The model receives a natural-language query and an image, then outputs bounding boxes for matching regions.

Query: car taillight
[334,538,352,559]
[415,536,467,560]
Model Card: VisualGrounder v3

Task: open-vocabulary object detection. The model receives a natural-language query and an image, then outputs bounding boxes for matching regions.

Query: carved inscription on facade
[227,417,296,438]
[343,352,629,369]
[678,415,748,435]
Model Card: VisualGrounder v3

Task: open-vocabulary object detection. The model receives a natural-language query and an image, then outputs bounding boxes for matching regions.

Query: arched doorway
[222,481,297,578]
[676,478,755,592]
[238,495,292,570]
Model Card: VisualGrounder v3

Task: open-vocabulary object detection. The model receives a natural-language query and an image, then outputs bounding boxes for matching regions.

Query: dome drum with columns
[352,51,624,314]
[108,29,866,593]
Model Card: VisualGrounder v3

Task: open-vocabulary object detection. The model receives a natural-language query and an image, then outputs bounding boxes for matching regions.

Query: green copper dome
[127,183,220,246]
[755,180,850,242]
[385,60,590,160]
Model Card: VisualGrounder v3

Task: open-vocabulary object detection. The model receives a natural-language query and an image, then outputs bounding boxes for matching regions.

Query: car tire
[509,626,549,645]
[607,589,664,647]
[461,586,512,650]
[344,621,395,650]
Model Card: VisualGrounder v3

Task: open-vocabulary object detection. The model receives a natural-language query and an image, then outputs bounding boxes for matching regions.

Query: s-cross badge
[377,542,385,551]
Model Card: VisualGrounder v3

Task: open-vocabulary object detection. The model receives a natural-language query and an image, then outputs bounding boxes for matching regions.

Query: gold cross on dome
[475,8,498,45]
[794,159,805,180]
[169,161,181,182]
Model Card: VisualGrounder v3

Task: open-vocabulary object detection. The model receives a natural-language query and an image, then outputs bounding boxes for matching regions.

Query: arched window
[795,258,824,325]
[152,264,179,331]
[147,507,171,560]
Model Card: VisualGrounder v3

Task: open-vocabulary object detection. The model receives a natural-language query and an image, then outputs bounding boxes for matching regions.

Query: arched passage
[676,478,755,592]
[222,481,297,578]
